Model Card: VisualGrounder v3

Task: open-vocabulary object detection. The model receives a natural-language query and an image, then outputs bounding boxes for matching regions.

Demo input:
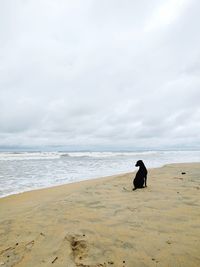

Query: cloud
[145,0,191,32]
[0,0,200,150]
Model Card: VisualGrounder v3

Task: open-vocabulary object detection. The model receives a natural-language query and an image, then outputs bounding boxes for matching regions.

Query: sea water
[0,150,200,198]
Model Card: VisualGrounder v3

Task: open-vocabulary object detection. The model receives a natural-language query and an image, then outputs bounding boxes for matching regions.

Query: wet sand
[0,163,200,267]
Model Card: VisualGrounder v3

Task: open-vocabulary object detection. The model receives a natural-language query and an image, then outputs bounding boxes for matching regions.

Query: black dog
[133,160,147,190]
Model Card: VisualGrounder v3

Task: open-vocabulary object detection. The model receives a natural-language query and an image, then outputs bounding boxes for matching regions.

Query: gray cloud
[0,0,200,150]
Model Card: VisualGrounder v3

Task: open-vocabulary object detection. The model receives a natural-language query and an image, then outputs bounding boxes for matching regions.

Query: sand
[0,163,200,267]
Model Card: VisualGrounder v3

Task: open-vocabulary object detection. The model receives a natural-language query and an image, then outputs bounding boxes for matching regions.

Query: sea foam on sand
[0,163,200,267]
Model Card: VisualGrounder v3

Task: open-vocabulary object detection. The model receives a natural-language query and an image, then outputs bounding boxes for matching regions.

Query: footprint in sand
[0,242,30,266]
[87,201,106,209]
[66,234,88,265]
[0,232,46,267]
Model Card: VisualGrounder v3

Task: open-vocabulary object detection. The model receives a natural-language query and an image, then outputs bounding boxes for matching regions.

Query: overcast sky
[0,0,200,150]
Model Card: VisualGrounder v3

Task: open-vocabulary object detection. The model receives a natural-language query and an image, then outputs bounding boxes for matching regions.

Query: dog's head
[135,160,144,167]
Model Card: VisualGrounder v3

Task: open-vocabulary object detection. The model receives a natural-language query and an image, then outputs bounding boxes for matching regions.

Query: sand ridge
[0,163,200,267]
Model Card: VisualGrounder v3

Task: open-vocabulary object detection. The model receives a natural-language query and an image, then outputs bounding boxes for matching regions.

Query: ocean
[0,150,200,198]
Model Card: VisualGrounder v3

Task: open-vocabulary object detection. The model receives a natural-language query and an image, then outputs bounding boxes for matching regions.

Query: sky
[0,0,200,151]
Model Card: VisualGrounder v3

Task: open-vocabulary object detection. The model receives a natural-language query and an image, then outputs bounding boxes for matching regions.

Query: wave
[0,152,61,161]
[1,150,197,161]
[61,151,159,158]
[60,153,70,157]
[68,151,157,158]
[0,151,159,161]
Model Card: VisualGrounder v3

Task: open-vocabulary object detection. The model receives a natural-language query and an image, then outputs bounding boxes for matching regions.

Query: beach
[0,163,200,267]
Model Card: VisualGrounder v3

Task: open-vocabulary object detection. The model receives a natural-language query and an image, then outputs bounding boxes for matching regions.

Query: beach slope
[0,163,200,267]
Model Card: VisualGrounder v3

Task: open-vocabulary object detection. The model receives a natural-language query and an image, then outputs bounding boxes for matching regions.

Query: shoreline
[0,161,198,200]
[0,171,131,201]
[0,162,200,267]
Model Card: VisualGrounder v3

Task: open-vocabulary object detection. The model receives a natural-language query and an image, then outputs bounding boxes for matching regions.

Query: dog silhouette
[133,160,147,190]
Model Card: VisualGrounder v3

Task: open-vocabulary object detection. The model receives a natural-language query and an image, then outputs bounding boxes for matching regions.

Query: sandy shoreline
[0,163,200,267]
